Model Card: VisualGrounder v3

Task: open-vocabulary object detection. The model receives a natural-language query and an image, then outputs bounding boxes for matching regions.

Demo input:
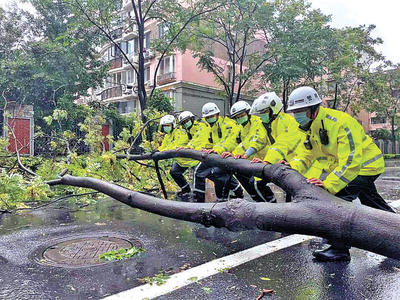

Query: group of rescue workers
[157,86,395,262]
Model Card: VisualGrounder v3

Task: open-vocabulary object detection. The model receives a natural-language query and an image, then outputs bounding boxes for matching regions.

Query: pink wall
[177,51,222,88]
[176,50,260,95]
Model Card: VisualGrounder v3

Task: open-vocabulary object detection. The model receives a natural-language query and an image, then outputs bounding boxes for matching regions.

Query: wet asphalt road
[0,166,399,300]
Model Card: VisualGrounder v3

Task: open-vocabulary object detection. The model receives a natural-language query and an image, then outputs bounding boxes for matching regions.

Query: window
[144,66,150,82]
[163,90,176,108]
[158,23,169,38]
[120,41,128,55]
[126,70,135,84]
[108,44,123,58]
[117,100,136,114]
[326,81,336,93]
[118,101,128,114]
[105,76,113,88]
[127,39,136,55]
[111,72,121,85]
[159,56,175,75]
[107,46,115,59]
[144,31,151,50]
[371,116,386,124]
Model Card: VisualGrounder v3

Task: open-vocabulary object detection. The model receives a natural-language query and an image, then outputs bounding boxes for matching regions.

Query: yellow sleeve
[158,133,171,152]
[323,125,363,194]
[173,128,189,148]
[213,119,240,154]
[288,142,314,175]
[264,114,301,164]
[247,120,268,153]
[264,131,302,164]
[187,122,212,150]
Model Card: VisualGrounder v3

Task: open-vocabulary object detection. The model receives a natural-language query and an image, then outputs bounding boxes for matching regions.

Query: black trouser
[193,162,241,201]
[234,173,275,202]
[329,174,394,250]
[170,162,190,193]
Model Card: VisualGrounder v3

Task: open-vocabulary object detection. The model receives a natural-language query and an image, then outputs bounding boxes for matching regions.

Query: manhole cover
[41,236,142,268]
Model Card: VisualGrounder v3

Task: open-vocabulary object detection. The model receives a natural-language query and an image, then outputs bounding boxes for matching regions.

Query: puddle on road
[0,196,278,255]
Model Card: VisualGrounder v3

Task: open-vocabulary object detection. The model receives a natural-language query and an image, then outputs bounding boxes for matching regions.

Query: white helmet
[287,86,322,112]
[202,102,220,118]
[250,92,283,115]
[178,111,195,124]
[230,101,251,118]
[160,115,176,128]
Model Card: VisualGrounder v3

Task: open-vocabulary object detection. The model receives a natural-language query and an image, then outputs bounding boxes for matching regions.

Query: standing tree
[359,63,400,153]
[189,0,273,110]
[60,0,220,121]
[320,25,384,112]
[0,3,107,152]
[259,0,334,110]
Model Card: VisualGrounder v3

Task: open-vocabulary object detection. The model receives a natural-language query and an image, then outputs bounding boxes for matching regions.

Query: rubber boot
[313,246,351,262]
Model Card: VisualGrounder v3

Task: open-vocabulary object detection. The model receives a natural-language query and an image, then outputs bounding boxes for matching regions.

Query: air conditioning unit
[126,54,138,65]
[147,49,155,58]
[143,49,155,60]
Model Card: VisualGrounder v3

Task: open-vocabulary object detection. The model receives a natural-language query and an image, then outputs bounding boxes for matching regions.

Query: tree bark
[49,149,400,260]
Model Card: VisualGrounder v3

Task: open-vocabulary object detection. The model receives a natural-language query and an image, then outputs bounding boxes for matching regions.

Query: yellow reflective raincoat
[253,112,300,162]
[177,120,212,167]
[207,116,241,154]
[231,115,268,158]
[158,127,188,152]
[289,107,384,195]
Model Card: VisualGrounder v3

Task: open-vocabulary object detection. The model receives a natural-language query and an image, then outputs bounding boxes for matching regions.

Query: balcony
[123,53,138,68]
[100,86,122,101]
[109,57,123,70]
[157,72,176,85]
[123,25,138,39]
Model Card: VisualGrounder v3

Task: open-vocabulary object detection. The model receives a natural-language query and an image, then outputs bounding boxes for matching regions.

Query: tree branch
[51,149,400,260]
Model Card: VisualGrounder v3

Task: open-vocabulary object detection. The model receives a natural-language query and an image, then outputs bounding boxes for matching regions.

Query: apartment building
[95,0,254,118]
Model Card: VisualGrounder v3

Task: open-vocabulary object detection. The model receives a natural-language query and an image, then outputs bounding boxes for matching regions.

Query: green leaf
[260,277,271,281]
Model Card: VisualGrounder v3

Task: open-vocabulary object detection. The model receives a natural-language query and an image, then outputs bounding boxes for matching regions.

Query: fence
[374,139,400,154]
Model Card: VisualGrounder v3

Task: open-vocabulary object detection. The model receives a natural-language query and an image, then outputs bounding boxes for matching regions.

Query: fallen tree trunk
[48,150,400,259]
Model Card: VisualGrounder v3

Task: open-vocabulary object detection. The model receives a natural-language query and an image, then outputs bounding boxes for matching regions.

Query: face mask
[294,111,312,127]
[236,115,248,125]
[163,126,172,133]
[260,114,270,124]
[184,120,193,129]
[206,117,217,124]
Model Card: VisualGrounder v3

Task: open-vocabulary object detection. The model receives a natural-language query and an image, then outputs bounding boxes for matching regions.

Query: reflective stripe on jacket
[289,107,384,194]
[260,112,299,162]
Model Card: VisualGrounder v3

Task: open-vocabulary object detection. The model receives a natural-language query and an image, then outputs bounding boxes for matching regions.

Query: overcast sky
[1,0,399,63]
[310,0,400,63]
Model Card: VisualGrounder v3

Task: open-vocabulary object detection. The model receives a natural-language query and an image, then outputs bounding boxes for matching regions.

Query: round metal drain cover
[41,236,142,268]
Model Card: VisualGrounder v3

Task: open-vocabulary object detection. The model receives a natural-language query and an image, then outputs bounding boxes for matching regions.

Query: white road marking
[104,234,313,300]
[390,200,400,209]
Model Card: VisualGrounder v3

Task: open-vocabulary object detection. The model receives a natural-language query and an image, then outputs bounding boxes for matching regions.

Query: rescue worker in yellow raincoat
[220,100,275,202]
[169,111,212,201]
[158,114,189,200]
[193,102,244,202]
[285,86,394,262]
[233,92,299,202]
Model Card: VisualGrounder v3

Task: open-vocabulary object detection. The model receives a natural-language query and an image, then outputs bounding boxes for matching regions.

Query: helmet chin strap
[269,108,278,123]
